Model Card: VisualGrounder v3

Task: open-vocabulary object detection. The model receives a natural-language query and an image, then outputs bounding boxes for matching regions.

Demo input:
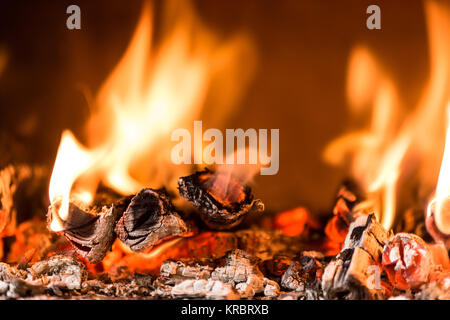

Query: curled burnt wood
[47,195,131,264]
[322,214,391,300]
[116,188,191,253]
[178,169,264,230]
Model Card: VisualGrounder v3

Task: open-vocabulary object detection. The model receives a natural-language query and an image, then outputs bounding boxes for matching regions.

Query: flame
[428,104,450,235]
[324,0,450,230]
[48,1,255,229]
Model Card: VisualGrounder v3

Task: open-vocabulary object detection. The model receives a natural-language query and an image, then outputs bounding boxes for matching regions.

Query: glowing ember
[382,233,432,290]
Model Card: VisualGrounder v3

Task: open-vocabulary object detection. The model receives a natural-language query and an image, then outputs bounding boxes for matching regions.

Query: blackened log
[178,170,264,230]
[47,195,131,264]
[322,214,391,299]
[116,188,191,253]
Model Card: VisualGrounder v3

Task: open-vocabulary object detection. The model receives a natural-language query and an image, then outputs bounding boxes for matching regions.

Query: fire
[48,1,255,229]
[323,0,450,230]
[427,104,450,236]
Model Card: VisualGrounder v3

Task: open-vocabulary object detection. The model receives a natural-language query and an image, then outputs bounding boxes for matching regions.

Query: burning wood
[322,214,390,299]
[178,170,264,230]
[47,195,130,264]
[116,188,192,253]
[47,187,194,264]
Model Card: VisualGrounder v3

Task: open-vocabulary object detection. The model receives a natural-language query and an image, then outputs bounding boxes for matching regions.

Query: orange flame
[48,1,255,230]
[427,104,450,235]
[324,0,450,230]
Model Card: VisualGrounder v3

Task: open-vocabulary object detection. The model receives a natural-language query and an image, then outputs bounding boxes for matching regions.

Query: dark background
[0,1,430,214]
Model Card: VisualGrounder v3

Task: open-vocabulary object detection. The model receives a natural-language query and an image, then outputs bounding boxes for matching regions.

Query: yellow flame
[48,1,255,229]
[428,104,450,234]
[324,0,450,230]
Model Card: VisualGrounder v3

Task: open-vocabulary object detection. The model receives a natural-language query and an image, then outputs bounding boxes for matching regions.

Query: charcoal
[281,252,324,292]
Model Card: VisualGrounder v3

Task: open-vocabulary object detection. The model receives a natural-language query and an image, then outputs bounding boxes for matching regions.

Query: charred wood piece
[281,252,324,292]
[47,195,131,264]
[178,170,264,230]
[322,214,390,299]
[116,188,191,253]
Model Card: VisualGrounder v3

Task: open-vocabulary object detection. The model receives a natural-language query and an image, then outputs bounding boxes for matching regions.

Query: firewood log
[322,214,391,299]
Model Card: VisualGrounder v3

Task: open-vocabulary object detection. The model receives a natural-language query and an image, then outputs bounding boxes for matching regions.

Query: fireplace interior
[0,0,449,300]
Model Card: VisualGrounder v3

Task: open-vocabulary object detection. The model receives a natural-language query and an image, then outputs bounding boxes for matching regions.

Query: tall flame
[324,0,450,230]
[48,1,255,230]
[428,104,450,235]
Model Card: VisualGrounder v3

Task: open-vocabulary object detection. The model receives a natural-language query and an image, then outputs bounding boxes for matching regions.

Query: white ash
[159,259,214,284]
[27,254,87,290]
[171,279,240,300]
[263,278,280,297]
